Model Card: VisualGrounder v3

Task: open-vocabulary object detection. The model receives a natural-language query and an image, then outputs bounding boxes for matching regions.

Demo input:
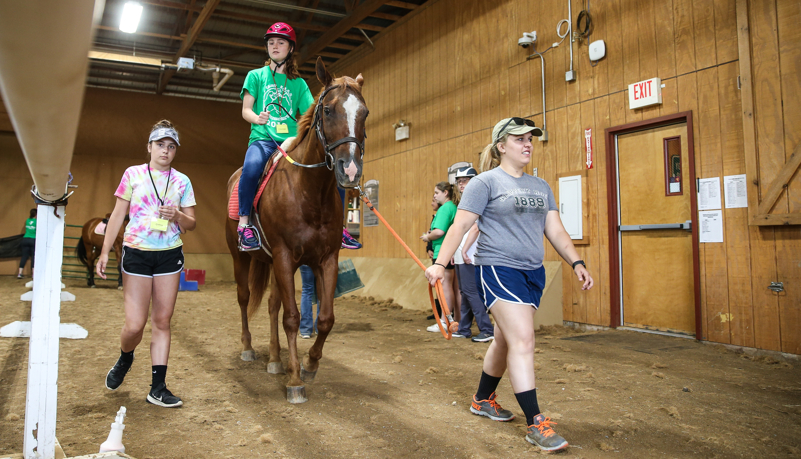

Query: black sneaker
[146,383,183,408]
[105,354,134,390]
[471,333,495,343]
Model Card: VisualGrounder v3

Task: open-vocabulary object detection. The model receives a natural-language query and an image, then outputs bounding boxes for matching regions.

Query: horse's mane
[289,77,361,152]
[289,99,316,151]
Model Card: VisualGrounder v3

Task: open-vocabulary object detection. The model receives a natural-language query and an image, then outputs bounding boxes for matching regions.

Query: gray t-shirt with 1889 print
[457,167,558,270]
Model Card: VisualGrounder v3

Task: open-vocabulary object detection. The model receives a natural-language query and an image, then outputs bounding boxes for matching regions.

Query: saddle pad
[228,152,284,221]
[94,222,107,235]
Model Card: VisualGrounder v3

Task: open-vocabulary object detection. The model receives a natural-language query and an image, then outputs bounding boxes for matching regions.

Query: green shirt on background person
[23,218,36,239]
[431,201,457,259]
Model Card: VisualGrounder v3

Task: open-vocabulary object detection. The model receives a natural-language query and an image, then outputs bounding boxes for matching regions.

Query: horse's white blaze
[342,94,362,181]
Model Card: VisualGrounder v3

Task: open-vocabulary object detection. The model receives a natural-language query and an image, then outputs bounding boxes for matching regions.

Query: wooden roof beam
[140,0,366,40]
[157,0,221,94]
[386,1,418,9]
[355,23,384,32]
[298,0,390,67]
[296,0,321,45]
[97,24,182,41]
[326,42,357,51]
[202,9,366,41]
[141,0,400,27]
[369,11,402,20]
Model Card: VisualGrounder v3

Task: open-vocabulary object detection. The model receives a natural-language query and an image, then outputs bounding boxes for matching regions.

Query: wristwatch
[571,260,586,269]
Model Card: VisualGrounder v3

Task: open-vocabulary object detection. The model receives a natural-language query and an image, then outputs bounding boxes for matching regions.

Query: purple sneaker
[238,225,261,251]
[341,228,362,249]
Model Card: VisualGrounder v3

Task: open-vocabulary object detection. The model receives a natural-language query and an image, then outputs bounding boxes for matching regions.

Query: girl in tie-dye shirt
[115,159,195,249]
[96,119,196,408]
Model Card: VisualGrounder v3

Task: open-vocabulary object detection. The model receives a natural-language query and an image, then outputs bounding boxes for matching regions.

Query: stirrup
[238,225,262,252]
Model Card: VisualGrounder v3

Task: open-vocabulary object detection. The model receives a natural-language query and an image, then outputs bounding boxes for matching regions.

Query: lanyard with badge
[268,67,290,134]
[148,164,171,232]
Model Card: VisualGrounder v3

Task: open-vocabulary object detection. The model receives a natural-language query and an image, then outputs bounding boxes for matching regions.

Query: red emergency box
[183,269,206,285]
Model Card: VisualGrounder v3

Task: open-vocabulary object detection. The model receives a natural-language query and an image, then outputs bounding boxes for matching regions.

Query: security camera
[518,31,537,48]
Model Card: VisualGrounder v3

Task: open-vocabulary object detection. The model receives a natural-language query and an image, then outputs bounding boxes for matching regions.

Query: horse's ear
[354,73,364,88]
[316,57,332,87]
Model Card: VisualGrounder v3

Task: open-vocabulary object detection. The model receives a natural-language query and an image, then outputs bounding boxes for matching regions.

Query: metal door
[616,123,696,334]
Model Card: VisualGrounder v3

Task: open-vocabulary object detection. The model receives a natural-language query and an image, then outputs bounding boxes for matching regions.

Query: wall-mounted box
[557,170,590,245]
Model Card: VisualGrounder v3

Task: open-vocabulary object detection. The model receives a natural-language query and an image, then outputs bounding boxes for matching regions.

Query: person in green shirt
[420,181,462,330]
[18,208,36,279]
[236,22,314,251]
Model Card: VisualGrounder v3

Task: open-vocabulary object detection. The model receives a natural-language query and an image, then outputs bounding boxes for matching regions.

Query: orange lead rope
[357,187,457,340]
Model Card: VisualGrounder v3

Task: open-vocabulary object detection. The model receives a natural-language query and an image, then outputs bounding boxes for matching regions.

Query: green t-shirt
[240,67,315,146]
[23,218,36,238]
[431,201,457,258]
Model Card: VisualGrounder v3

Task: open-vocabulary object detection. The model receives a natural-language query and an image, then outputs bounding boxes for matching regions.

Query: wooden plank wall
[327,0,800,354]
[0,87,248,276]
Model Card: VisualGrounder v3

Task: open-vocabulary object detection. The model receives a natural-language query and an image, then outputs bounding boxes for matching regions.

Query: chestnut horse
[225,58,366,403]
[76,214,125,289]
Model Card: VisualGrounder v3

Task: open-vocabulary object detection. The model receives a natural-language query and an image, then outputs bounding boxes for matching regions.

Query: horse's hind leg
[235,256,256,361]
[266,286,284,374]
[302,256,338,384]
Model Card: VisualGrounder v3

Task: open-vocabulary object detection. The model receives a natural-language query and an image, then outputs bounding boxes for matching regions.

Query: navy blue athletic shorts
[476,265,546,309]
[121,246,184,278]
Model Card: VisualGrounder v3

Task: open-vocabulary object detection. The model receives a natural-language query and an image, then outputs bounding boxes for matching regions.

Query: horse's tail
[75,236,88,267]
[247,259,272,320]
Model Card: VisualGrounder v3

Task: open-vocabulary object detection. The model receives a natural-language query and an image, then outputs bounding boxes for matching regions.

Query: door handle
[620,220,692,231]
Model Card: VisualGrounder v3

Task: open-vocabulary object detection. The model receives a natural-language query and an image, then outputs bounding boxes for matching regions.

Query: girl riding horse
[226,57,366,403]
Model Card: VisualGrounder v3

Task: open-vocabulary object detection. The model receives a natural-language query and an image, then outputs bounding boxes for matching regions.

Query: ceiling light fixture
[119,2,143,34]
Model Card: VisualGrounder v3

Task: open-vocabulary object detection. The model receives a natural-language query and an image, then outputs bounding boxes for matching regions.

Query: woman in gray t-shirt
[425,117,593,452]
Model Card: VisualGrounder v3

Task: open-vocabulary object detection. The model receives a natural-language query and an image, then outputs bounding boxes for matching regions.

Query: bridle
[267,83,366,170]
[311,83,366,170]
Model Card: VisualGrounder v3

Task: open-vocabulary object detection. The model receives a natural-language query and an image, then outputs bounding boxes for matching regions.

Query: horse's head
[314,57,366,188]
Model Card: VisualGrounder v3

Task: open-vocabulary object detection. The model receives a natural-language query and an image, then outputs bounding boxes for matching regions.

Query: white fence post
[23,204,66,459]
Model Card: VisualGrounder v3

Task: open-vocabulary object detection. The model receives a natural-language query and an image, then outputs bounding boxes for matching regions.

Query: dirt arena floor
[1,276,800,458]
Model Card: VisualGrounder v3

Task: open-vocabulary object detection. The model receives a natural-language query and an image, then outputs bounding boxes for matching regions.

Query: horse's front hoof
[117,286,123,291]
[241,350,257,361]
[286,385,307,404]
[267,362,285,374]
[90,285,96,289]
[300,363,317,383]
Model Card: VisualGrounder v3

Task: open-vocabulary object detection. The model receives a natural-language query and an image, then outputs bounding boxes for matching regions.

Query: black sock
[119,349,134,365]
[515,389,541,426]
[475,371,502,401]
[151,365,167,389]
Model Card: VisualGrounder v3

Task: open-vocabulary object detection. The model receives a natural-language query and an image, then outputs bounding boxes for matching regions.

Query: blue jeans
[456,263,494,336]
[300,265,319,335]
[238,139,279,217]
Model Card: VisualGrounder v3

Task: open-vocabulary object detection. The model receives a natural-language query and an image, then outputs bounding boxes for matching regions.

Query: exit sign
[628,77,662,109]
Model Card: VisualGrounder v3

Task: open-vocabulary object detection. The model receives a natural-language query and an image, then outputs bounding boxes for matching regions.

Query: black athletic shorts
[121,246,184,278]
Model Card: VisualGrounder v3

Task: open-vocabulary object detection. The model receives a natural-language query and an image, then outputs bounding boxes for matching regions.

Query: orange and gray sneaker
[526,413,568,451]
[470,392,515,421]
